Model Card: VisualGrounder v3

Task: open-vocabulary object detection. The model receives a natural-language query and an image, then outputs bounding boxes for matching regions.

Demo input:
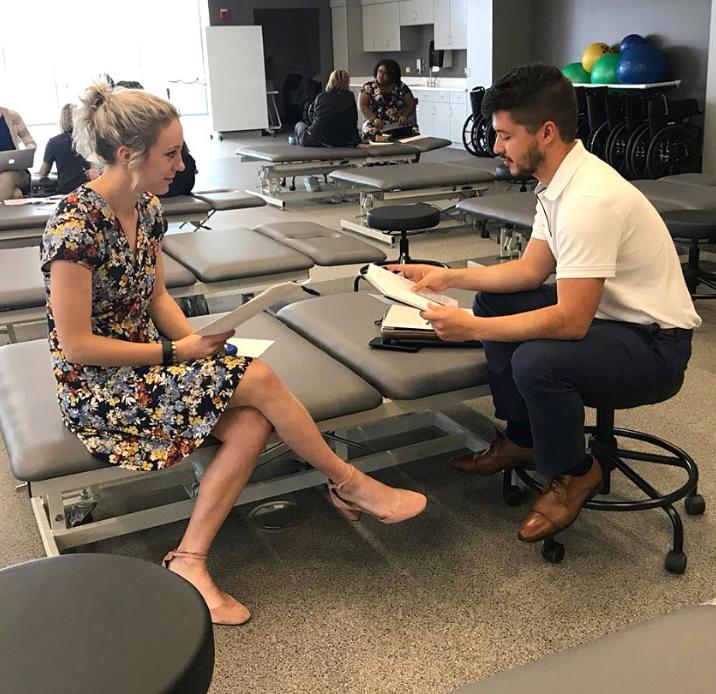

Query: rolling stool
[354,203,446,290]
[0,554,215,693]
[661,208,716,299]
[501,375,704,574]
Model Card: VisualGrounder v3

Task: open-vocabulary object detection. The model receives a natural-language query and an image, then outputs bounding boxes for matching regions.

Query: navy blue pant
[473,286,692,478]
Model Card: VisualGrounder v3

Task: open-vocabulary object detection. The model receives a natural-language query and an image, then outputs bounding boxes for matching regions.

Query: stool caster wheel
[665,550,687,575]
[685,494,706,516]
[503,485,527,507]
[541,538,565,564]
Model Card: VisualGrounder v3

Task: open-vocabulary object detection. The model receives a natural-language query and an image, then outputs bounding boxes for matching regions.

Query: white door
[381,2,401,51]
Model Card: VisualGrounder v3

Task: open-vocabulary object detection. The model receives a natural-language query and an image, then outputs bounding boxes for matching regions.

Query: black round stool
[501,377,704,574]
[0,554,215,693]
[354,203,447,290]
[661,208,716,299]
[494,163,536,192]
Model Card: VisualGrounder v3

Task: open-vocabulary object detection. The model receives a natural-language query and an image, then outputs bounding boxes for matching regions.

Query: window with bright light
[0,0,208,126]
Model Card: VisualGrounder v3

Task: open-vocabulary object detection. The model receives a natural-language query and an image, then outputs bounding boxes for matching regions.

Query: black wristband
[161,339,173,366]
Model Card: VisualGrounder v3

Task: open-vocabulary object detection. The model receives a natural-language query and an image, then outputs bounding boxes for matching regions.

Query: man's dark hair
[481,64,577,142]
[373,59,402,85]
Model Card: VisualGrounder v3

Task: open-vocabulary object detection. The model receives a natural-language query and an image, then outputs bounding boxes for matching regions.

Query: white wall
[704,3,716,173]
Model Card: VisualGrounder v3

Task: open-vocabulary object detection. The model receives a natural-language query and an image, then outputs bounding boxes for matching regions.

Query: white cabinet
[363,2,412,52]
[433,0,467,50]
[449,91,468,144]
[414,89,457,140]
[399,0,433,25]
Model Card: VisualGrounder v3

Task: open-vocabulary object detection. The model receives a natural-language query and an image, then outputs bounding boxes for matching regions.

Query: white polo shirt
[531,140,701,330]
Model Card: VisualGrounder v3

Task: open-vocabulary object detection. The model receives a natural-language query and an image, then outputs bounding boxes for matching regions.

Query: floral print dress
[40,185,252,471]
[360,80,418,140]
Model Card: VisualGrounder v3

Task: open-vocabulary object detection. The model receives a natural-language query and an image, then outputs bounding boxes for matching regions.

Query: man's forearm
[476,304,582,342]
[448,259,543,293]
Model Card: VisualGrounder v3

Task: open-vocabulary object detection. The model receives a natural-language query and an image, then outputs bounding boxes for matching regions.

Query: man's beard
[514,142,543,177]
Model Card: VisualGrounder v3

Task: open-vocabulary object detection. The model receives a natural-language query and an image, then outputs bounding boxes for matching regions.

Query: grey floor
[2,128,716,694]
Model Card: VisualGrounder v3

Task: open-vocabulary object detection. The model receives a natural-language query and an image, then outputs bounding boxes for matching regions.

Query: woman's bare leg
[166,405,272,623]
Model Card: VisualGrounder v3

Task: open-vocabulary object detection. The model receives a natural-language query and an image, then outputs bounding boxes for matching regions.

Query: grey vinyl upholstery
[451,606,716,694]
[277,292,488,400]
[0,250,194,310]
[0,312,382,482]
[631,180,716,209]
[162,228,313,282]
[0,202,54,230]
[659,173,716,188]
[192,190,266,210]
[159,195,212,217]
[236,142,418,162]
[457,193,537,227]
[329,163,495,190]
[253,222,386,266]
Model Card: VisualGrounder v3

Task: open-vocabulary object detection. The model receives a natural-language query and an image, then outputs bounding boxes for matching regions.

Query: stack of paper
[365,263,457,311]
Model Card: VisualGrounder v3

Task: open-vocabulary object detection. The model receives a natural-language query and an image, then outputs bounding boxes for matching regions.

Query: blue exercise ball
[620,33,646,53]
[617,44,668,84]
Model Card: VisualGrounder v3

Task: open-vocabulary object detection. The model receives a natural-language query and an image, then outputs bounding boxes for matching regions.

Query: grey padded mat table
[451,605,716,694]
[0,200,55,230]
[162,228,313,283]
[660,172,716,187]
[631,180,716,209]
[253,221,386,266]
[0,312,382,482]
[192,190,266,210]
[236,142,418,162]
[277,291,488,401]
[0,249,195,311]
[329,162,496,190]
[457,192,537,227]
[159,194,212,216]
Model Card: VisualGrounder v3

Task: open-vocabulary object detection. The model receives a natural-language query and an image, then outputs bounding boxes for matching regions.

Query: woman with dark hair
[359,59,417,141]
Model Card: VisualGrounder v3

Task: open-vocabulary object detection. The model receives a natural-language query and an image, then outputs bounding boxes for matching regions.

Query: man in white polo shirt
[391,64,700,543]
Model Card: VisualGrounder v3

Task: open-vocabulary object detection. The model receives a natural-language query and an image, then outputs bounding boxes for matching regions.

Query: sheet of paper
[383,304,474,330]
[364,264,458,311]
[398,134,430,143]
[194,281,302,336]
[226,338,274,358]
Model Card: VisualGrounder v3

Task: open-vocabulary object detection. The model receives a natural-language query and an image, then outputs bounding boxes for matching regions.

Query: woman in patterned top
[41,83,426,626]
[359,59,417,141]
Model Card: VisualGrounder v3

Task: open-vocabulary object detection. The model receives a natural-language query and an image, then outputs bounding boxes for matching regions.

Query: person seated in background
[39,104,98,194]
[115,80,197,197]
[293,69,361,148]
[359,59,417,142]
[0,103,36,200]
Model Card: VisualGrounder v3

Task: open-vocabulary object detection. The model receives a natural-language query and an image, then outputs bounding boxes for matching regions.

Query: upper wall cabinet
[433,0,467,50]
[399,0,433,26]
[362,1,417,52]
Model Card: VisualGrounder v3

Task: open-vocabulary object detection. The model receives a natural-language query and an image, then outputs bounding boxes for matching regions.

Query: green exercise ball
[561,62,591,84]
[590,53,621,84]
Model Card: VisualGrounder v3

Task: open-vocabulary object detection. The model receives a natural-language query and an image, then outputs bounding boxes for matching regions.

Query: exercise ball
[561,62,590,83]
[581,42,612,73]
[617,44,668,84]
[620,33,646,52]
[590,53,621,84]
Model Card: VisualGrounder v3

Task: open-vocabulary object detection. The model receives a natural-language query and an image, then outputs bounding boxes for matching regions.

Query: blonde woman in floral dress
[41,83,426,627]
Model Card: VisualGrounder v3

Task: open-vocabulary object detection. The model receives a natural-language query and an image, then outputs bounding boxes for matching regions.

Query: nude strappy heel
[162,549,251,626]
[327,466,427,524]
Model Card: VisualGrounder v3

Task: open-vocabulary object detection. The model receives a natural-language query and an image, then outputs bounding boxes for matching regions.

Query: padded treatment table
[451,605,716,694]
[0,247,196,340]
[277,291,488,401]
[660,173,716,188]
[330,163,496,242]
[237,137,452,207]
[0,554,214,694]
[631,180,716,209]
[0,305,486,554]
[162,227,314,291]
[253,221,386,266]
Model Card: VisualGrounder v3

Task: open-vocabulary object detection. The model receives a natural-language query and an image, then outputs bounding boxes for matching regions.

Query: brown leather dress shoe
[452,429,534,475]
[517,458,603,543]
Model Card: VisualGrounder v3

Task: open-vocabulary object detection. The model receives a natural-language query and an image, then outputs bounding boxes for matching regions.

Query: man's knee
[511,341,560,394]
[473,291,510,318]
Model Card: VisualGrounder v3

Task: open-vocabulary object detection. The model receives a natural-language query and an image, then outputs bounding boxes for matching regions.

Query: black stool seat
[367,203,441,232]
[0,554,214,694]
[582,376,684,410]
[661,209,716,240]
